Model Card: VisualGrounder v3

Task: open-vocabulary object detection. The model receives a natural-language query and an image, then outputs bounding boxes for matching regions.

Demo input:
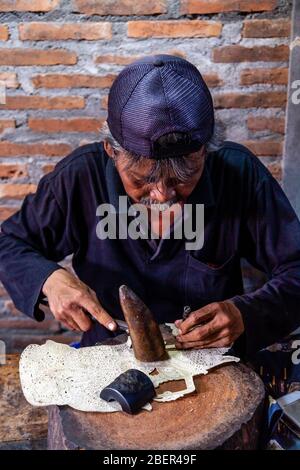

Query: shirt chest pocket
[184,252,242,310]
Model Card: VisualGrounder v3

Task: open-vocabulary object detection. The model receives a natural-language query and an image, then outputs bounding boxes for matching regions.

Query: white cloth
[19,325,239,412]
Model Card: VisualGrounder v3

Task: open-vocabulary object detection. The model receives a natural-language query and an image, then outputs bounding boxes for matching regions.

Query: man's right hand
[42,268,117,333]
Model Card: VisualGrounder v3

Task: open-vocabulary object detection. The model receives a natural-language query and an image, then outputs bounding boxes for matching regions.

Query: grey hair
[99,120,225,184]
[206,120,226,153]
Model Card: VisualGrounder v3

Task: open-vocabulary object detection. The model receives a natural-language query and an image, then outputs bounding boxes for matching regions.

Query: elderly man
[0,54,299,359]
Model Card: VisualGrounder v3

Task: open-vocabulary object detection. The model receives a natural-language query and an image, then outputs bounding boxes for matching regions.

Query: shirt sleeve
[0,174,74,320]
[231,173,300,359]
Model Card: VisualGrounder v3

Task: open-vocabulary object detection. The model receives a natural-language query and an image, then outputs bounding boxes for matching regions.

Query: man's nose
[150,182,176,202]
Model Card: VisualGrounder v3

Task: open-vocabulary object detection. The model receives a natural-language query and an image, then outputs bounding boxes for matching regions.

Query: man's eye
[131,178,145,187]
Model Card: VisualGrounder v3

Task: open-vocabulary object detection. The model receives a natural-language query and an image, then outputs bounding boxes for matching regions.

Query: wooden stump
[48,362,265,450]
[0,354,47,449]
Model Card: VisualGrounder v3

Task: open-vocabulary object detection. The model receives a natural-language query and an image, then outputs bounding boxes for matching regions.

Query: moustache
[138,196,180,212]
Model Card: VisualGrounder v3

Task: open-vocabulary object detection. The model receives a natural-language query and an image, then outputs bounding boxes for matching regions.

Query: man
[0,54,300,359]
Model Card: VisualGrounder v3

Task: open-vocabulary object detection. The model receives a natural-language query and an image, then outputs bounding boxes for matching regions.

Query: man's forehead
[118,148,204,175]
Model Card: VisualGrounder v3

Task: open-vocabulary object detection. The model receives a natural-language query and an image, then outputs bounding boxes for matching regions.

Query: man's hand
[42,268,117,333]
[175,301,244,349]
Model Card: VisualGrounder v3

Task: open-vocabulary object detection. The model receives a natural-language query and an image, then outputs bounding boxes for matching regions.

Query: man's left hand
[175,301,244,349]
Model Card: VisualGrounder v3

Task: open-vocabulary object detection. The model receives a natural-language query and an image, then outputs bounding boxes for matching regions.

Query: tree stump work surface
[48,362,265,450]
[0,354,48,449]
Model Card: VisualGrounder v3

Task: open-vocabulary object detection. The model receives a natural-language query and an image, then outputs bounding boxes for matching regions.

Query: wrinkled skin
[42,268,117,332]
[175,301,245,349]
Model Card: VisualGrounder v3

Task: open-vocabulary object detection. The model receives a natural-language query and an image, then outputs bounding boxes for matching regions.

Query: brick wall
[0,0,292,352]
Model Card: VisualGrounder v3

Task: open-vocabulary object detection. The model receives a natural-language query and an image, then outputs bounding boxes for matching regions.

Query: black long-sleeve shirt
[0,140,300,358]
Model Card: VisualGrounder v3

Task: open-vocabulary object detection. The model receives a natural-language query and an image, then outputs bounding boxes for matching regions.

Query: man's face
[104,141,206,208]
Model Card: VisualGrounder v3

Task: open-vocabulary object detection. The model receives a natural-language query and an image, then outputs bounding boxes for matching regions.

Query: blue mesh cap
[107,54,215,159]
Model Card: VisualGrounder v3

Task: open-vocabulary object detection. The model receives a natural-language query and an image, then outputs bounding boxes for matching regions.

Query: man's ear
[103,140,114,158]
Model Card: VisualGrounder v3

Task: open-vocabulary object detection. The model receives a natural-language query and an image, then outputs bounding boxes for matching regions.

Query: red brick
[42,164,55,174]
[79,138,92,147]
[95,50,187,65]
[19,22,112,41]
[5,302,51,319]
[29,117,104,133]
[4,299,24,316]
[0,120,15,133]
[0,317,61,332]
[240,68,288,85]
[0,141,71,157]
[3,300,59,320]
[0,96,85,110]
[0,0,60,12]
[0,184,37,199]
[95,54,142,65]
[213,45,289,63]
[214,91,287,109]
[74,0,167,15]
[0,48,77,66]
[101,96,108,109]
[10,332,81,351]
[128,20,222,38]
[243,19,291,38]
[166,49,187,59]
[203,73,223,87]
[242,140,283,157]
[267,162,282,181]
[0,73,19,88]
[180,0,277,14]
[0,25,9,41]
[247,116,285,134]
[0,164,28,179]
[0,206,18,220]
[32,74,116,89]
